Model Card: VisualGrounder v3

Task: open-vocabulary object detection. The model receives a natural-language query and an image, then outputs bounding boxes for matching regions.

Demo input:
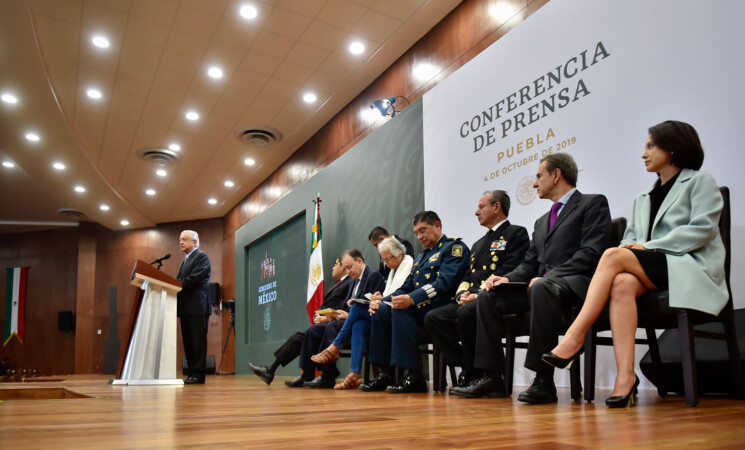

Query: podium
[111,260,183,386]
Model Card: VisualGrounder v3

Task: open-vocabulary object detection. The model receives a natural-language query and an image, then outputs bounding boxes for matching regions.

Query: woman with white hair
[312,237,413,389]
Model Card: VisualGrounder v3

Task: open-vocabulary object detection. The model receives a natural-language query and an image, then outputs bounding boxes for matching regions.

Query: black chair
[583,187,744,406]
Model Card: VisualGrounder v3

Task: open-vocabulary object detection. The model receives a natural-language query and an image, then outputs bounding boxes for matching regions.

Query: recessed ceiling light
[25,132,40,142]
[349,41,365,55]
[303,92,317,103]
[1,93,18,104]
[92,35,110,49]
[120,219,129,226]
[185,110,199,121]
[2,161,15,168]
[224,180,234,187]
[86,88,102,99]
[489,3,518,22]
[100,204,110,211]
[413,63,439,82]
[156,168,167,177]
[168,142,181,151]
[74,185,86,193]
[244,157,256,166]
[145,188,156,196]
[208,198,218,205]
[53,162,66,170]
[239,4,258,20]
[207,66,224,79]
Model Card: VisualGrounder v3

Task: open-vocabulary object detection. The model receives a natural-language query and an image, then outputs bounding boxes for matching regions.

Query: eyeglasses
[382,255,397,263]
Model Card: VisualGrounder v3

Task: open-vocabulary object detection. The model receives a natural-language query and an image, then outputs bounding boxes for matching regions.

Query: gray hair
[377,237,405,257]
[482,189,511,216]
[181,230,199,246]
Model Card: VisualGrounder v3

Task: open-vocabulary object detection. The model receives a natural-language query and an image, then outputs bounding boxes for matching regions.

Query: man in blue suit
[177,230,212,385]
[297,248,385,388]
[363,211,470,393]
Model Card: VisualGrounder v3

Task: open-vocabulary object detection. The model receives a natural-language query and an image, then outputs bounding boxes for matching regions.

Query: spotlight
[370,96,409,117]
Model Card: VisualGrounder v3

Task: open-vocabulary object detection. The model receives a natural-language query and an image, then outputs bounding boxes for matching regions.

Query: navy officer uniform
[424,219,529,381]
[366,233,469,392]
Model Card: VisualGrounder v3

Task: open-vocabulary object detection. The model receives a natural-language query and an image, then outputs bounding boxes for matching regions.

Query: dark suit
[176,247,212,379]
[369,235,470,371]
[473,191,611,377]
[271,275,353,367]
[378,234,416,279]
[299,265,385,378]
[424,221,529,369]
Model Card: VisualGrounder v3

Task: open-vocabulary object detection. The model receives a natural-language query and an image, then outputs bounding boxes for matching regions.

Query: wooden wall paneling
[74,223,97,374]
[0,228,78,375]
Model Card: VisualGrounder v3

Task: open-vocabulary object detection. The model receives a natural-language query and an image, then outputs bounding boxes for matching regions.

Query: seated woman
[542,120,728,407]
[312,237,414,389]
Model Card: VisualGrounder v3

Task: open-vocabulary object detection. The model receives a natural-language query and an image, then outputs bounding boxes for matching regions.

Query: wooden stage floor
[1,375,744,449]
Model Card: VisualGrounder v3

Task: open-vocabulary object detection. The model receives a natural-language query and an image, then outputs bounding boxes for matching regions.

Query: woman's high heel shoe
[606,375,640,408]
[541,347,583,369]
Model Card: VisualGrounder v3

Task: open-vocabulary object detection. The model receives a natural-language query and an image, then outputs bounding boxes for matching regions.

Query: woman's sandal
[311,346,339,364]
[334,372,362,390]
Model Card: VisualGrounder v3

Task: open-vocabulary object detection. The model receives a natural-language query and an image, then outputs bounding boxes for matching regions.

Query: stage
[1,375,743,448]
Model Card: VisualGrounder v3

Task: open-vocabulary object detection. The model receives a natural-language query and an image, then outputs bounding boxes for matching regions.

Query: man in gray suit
[454,154,611,402]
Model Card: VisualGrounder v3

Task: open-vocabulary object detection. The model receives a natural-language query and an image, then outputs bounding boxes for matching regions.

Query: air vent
[235,126,283,147]
[136,147,181,164]
[57,208,84,218]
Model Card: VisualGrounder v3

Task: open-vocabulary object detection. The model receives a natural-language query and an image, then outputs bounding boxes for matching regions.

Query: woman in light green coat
[540,120,726,408]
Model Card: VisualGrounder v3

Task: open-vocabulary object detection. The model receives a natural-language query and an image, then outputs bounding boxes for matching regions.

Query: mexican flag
[306,197,324,323]
[5,267,28,345]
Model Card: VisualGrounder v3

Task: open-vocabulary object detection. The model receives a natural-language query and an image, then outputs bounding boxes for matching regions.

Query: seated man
[248,257,351,385]
[296,249,385,388]
[362,211,470,393]
[424,190,529,394]
[368,226,415,279]
[451,153,611,402]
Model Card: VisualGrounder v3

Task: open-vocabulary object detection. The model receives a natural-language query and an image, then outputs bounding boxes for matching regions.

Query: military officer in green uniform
[424,190,529,395]
[361,211,470,393]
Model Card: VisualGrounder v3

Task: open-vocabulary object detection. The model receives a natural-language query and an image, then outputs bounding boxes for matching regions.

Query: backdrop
[423,0,745,388]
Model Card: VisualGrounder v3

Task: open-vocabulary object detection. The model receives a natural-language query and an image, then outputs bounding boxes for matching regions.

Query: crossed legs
[550,247,656,396]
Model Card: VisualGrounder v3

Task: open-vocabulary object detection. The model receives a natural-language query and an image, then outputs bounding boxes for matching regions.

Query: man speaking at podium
[177,230,212,385]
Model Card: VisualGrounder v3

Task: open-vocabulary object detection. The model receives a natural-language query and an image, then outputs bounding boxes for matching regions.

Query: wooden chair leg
[570,355,582,401]
[363,355,371,384]
[583,328,596,403]
[432,346,443,393]
[677,312,699,407]
[645,327,667,397]
[504,334,515,396]
[722,318,745,399]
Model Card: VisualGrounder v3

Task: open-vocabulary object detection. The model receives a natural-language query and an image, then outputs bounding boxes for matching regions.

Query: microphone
[149,253,171,265]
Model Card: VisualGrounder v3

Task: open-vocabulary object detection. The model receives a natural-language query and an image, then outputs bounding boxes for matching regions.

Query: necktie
[332,279,342,288]
[549,202,563,229]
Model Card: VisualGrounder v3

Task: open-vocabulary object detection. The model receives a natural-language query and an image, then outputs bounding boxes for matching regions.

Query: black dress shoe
[359,373,392,392]
[303,375,336,389]
[606,375,640,408]
[448,371,481,394]
[284,375,308,388]
[517,376,557,404]
[450,374,506,398]
[248,362,274,385]
[385,374,428,394]
[541,348,583,370]
[183,376,205,385]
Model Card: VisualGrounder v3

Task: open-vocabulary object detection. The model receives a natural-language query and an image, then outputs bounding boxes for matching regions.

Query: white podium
[111,260,183,386]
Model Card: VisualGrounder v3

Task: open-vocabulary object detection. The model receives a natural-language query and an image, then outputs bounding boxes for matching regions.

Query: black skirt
[629,248,668,289]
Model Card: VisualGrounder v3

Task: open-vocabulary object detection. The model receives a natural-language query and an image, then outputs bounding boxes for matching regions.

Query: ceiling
[0,0,462,233]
